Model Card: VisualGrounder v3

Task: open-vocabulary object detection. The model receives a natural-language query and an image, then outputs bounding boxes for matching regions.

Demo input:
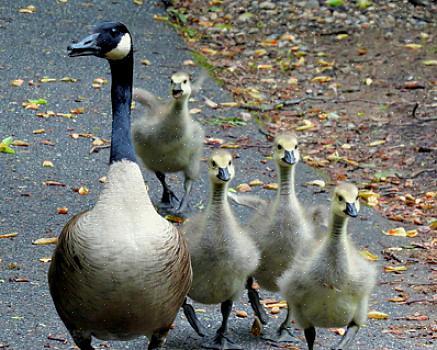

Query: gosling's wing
[228,192,268,213]
[133,87,162,114]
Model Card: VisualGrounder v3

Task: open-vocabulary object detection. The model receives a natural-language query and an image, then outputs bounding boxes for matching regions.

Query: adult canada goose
[278,183,377,350]
[48,22,192,350]
[132,71,204,212]
[235,133,317,334]
[181,150,260,349]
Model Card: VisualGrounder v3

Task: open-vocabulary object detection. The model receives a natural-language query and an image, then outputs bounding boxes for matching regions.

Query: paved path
[0,1,432,349]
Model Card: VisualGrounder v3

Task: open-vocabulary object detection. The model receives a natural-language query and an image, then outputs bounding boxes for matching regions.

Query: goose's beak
[68,33,100,57]
[282,150,296,165]
[217,167,230,182]
[172,84,183,98]
[344,202,358,217]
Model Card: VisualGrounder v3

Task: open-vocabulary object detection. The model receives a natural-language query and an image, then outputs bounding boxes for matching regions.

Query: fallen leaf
[39,257,52,263]
[404,43,422,50]
[235,310,248,318]
[40,77,57,83]
[251,317,262,337]
[270,306,280,314]
[368,140,385,147]
[32,129,46,135]
[140,58,151,66]
[10,79,24,87]
[204,138,224,146]
[422,60,437,66]
[43,180,65,187]
[204,97,218,109]
[330,328,346,336]
[221,144,240,149]
[0,233,18,239]
[220,102,239,108]
[406,229,418,238]
[42,160,54,168]
[70,107,86,114]
[336,34,349,40]
[385,227,407,237]
[249,179,263,187]
[384,265,408,273]
[0,136,15,154]
[99,176,108,183]
[360,249,379,261]
[78,186,89,195]
[60,76,78,82]
[368,310,389,320]
[57,207,68,215]
[12,140,30,147]
[388,296,408,303]
[304,180,325,188]
[18,5,36,13]
[165,215,186,224]
[295,120,315,131]
[311,76,333,83]
[236,183,252,193]
[190,108,202,114]
[32,237,58,245]
[263,183,278,190]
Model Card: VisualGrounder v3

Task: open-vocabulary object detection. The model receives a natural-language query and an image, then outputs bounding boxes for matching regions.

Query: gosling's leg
[276,308,294,342]
[148,327,170,350]
[331,321,359,350]
[202,300,242,350]
[155,171,179,208]
[182,298,206,337]
[304,327,316,350]
[246,276,268,325]
[178,177,193,212]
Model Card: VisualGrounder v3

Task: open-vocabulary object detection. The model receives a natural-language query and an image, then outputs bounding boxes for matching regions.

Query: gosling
[132,71,204,212]
[182,150,260,349]
[278,183,377,350]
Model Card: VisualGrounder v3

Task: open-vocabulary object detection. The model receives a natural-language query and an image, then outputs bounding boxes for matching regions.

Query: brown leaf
[43,181,66,187]
[0,233,18,239]
[235,310,248,318]
[57,207,69,215]
[32,237,58,245]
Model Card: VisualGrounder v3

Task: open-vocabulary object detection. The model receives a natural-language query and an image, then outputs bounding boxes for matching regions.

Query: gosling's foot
[159,190,180,210]
[201,333,243,350]
[261,325,295,343]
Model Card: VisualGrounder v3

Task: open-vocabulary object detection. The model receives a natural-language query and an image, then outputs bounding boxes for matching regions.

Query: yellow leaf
[0,232,18,239]
[19,5,36,13]
[404,43,422,50]
[254,49,267,57]
[12,140,30,147]
[235,310,248,318]
[221,144,240,149]
[10,79,24,87]
[368,140,385,147]
[140,59,151,66]
[288,77,298,85]
[60,76,78,82]
[257,64,273,70]
[384,227,407,237]
[304,180,325,188]
[40,77,57,83]
[32,129,45,135]
[42,160,54,168]
[388,296,408,303]
[236,183,252,193]
[164,215,186,224]
[422,60,437,66]
[32,237,58,245]
[368,311,389,320]
[263,183,278,190]
[99,176,108,183]
[317,59,335,67]
[311,76,332,83]
[406,229,418,238]
[295,120,315,131]
[249,179,263,187]
[200,47,218,56]
[384,265,408,272]
[220,102,239,108]
[336,34,349,40]
[365,78,373,86]
[360,249,379,261]
[133,0,144,5]
[78,186,89,195]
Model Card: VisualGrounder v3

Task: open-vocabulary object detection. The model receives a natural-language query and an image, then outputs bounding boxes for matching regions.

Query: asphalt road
[0,1,433,350]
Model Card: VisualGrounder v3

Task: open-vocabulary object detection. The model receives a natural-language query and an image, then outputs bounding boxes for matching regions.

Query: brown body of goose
[48,22,191,350]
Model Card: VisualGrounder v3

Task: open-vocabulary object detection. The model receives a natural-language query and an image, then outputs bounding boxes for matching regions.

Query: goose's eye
[212,161,217,167]
[111,28,117,36]
[228,160,232,166]
[277,144,282,150]
[338,195,344,202]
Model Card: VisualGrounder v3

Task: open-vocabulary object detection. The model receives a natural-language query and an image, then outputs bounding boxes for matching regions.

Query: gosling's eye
[277,144,282,150]
[338,195,344,202]
[183,80,187,84]
[228,160,232,166]
[212,161,217,167]
[295,145,298,150]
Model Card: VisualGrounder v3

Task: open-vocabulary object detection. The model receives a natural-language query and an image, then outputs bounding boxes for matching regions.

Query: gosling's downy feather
[278,183,376,330]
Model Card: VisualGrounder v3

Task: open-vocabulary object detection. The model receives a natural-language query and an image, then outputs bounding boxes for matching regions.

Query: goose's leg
[155,171,179,208]
[148,327,170,350]
[246,276,268,325]
[331,321,359,350]
[71,331,94,350]
[182,298,206,337]
[178,177,192,212]
[202,300,242,350]
[304,327,316,350]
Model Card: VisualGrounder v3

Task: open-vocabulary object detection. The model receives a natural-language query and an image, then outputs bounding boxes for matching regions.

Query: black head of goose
[48,22,192,350]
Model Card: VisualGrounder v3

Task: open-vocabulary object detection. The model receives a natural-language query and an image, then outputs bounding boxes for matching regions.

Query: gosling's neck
[277,164,298,202]
[208,182,230,215]
[171,95,189,115]
[328,212,349,241]
[108,52,136,164]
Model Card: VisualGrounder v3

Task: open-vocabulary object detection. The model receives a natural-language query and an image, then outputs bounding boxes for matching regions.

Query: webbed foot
[201,333,243,350]
[261,325,295,343]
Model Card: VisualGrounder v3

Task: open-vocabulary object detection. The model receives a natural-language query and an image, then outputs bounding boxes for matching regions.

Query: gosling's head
[170,72,191,99]
[273,133,299,167]
[68,21,132,61]
[208,150,235,184]
[332,182,360,218]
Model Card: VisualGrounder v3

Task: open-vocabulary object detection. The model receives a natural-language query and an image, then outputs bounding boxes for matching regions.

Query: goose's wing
[228,192,268,213]
[133,87,162,114]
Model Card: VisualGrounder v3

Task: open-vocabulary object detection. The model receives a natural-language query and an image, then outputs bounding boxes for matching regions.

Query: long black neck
[108,51,136,164]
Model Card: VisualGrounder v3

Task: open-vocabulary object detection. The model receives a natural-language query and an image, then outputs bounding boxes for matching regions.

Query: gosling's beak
[172,83,183,98]
[67,33,100,57]
[344,202,358,217]
[282,150,296,165]
[217,167,230,182]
